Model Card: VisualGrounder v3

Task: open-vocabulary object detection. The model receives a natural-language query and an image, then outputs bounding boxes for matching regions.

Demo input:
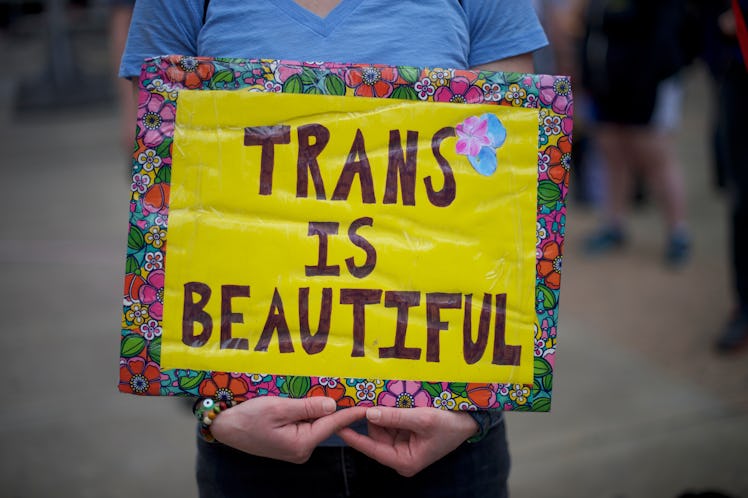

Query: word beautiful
[179,121,522,368]
[182,284,520,366]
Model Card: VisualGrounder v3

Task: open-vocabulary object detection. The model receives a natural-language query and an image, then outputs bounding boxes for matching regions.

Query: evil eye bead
[202,399,215,410]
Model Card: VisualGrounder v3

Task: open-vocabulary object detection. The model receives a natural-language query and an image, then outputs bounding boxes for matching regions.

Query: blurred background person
[703,0,748,353]
[109,0,135,158]
[579,0,694,267]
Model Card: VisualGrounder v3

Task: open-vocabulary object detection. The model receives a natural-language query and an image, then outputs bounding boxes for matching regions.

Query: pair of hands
[209,396,479,477]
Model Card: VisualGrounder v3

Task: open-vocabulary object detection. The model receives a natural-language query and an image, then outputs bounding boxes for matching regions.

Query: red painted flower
[120,356,161,395]
[142,183,170,216]
[200,372,250,402]
[307,378,355,407]
[345,66,398,98]
[165,55,216,89]
[537,240,562,289]
[545,136,572,186]
[124,272,146,301]
[466,383,499,408]
[434,76,484,104]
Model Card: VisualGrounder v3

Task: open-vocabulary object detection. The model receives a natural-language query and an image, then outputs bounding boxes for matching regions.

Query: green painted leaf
[148,335,161,364]
[121,334,146,357]
[125,255,139,274]
[283,376,312,398]
[304,86,323,95]
[398,65,420,83]
[324,74,346,96]
[127,225,145,251]
[211,69,235,86]
[534,356,552,378]
[504,71,523,83]
[282,74,303,94]
[421,382,443,399]
[449,382,468,398]
[391,86,418,101]
[300,67,318,85]
[536,284,557,310]
[179,371,206,391]
[532,379,542,396]
[542,373,553,391]
[154,164,171,184]
[537,180,561,207]
[155,137,172,158]
[513,404,531,412]
[532,397,552,412]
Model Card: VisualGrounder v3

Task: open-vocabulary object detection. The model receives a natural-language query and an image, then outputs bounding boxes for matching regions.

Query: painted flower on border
[137,149,162,172]
[131,173,151,194]
[200,372,250,402]
[434,76,484,104]
[509,384,531,405]
[414,77,435,100]
[142,183,170,216]
[537,240,562,289]
[355,381,377,402]
[137,92,175,148]
[144,251,164,271]
[165,55,216,89]
[138,269,165,320]
[505,83,527,106]
[140,319,162,341]
[145,225,167,249]
[308,381,356,407]
[120,356,161,395]
[125,302,149,326]
[434,391,457,410]
[545,136,572,186]
[344,66,398,98]
[466,383,499,408]
[538,75,572,115]
[378,380,431,408]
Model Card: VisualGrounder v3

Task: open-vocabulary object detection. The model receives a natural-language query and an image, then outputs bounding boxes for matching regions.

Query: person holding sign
[119,1,548,496]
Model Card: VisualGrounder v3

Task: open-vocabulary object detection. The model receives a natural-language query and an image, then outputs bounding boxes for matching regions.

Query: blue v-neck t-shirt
[119,0,548,78]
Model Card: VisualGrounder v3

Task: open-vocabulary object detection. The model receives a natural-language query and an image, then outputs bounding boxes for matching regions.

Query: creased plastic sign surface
[159,90,538,384]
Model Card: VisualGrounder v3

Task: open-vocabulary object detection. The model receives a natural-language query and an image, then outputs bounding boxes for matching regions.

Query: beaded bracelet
[192,397,237,442]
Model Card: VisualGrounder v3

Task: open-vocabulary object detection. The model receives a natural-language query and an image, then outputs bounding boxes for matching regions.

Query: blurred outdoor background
[0,1,746,497]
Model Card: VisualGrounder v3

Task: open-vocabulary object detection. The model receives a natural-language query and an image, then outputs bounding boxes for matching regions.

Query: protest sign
[119,56,572,411]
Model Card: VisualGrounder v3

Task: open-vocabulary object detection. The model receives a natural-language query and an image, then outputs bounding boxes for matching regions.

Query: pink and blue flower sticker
[455,113,507,176]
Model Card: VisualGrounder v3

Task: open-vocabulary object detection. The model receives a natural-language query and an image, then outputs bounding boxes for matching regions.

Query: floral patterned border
[119,55,572,412]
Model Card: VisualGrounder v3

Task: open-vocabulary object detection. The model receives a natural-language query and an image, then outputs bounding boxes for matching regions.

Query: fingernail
[323,398,337,413]
[366,408,381,421]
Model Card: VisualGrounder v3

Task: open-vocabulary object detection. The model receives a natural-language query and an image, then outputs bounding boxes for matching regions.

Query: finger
[338,427,408,471]
[281,397,338,422]
[365,407,429,433]
[305,406,368,446]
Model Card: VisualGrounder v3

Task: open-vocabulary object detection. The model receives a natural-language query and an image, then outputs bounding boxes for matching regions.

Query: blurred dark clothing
[580,0,694,125]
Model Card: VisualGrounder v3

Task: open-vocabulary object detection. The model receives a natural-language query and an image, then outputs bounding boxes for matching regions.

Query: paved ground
[0,13,746,498]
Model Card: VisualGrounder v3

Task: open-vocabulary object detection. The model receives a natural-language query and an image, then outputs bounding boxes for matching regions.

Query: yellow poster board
[160,90,538,384]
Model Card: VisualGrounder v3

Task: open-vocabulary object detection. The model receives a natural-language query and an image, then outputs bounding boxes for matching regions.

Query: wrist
[465,410,503,443]
[193,397,237,442]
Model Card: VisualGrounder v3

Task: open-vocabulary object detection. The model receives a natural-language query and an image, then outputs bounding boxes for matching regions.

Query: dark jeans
[196,419,510,498]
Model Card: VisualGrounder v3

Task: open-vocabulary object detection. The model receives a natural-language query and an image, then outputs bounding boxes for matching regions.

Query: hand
[336,407,479,477]
[210,396,367,463]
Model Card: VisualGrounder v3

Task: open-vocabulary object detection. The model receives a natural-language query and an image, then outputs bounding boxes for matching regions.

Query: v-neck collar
[270,0,362,37]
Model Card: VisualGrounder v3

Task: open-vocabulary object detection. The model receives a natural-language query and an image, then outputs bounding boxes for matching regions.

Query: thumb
[283,396,337,422]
